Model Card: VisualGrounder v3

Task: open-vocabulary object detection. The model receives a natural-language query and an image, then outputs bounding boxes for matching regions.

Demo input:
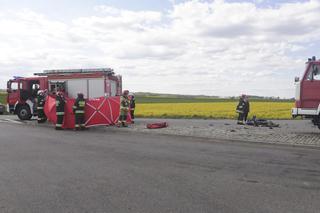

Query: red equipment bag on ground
[147,122,168,129]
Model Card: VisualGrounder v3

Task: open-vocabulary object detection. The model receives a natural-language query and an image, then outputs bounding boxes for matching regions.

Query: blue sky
[0,0,319,97]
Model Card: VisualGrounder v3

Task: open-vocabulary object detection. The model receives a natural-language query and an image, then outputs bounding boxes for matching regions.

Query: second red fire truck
[292,56,320,128]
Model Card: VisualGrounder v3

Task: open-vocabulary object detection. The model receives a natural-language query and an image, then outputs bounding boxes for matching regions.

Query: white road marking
[0,119,25,124]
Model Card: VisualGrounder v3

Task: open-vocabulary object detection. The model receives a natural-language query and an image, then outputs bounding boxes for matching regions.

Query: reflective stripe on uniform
[56,124,62,127]
[75,124,80,127]
[72,106,77,109]
[56,112,65,115]
[75,110,84,114]
[79,101,85,107]
[37,107,44,109]
[120,107,129,110]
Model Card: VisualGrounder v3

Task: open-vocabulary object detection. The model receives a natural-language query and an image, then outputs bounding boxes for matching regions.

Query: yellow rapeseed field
[135,102,294,119]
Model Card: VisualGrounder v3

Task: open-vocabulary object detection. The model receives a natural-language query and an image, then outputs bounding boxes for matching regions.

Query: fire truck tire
[17,105,31,120]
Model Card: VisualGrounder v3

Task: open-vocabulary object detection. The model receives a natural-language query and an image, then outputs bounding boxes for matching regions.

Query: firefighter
[236,94,246,125]
[129,94,135,123]
[55,91,65,130]
[73,93,86,130]
[243,95,250,123]
[117,90,130,127]
[37,90,47,123]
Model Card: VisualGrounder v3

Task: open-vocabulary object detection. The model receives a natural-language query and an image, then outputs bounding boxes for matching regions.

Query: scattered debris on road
[246,116,280,128]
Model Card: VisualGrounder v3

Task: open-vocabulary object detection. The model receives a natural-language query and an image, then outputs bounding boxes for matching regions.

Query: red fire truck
[292,56,320,127]
[7,68,122,120]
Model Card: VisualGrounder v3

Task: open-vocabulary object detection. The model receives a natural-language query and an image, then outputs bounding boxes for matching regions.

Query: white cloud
[1,1,320,97]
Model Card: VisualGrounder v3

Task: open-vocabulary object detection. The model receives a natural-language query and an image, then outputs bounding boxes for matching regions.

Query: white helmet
[37,90,44,96]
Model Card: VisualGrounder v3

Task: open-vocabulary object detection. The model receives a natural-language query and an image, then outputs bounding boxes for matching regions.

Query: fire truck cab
[7,77,48,120]
[292,56,320,127]
[7,68,122,120]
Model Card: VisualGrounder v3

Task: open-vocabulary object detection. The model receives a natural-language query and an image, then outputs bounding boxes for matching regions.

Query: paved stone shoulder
[124,119,320,147]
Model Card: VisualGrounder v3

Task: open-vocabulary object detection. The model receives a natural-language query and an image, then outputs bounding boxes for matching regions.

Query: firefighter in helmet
[129,93,136,123]
[55,91,65,130]
[243,95,250,123]
[117,90,130,127]
[37,90,47,123]
[73,93,86,130]
[236,94,247,125]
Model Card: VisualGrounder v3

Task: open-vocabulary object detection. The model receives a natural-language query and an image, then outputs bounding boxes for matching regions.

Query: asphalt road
[0,122,319,213]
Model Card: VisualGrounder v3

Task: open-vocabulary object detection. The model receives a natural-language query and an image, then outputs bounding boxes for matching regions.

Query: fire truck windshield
[7,81,19,92]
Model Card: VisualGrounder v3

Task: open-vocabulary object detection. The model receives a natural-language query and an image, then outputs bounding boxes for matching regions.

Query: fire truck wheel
[17,105,31,120]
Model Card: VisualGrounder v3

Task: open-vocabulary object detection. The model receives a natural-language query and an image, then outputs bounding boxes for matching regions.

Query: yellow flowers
[136,102,294,119]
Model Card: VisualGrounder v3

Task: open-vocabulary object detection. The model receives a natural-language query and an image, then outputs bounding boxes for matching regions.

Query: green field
[0,92,6,104]
[0,92,294,119]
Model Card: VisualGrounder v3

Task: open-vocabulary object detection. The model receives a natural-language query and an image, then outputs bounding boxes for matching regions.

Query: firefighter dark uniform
[37,90,47,123]
[55,92,65,130]
[130,95,135,123]
[73,93,86,130]
[117,90,130,127]
[243,99,250,123]
[236,96,246,124]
